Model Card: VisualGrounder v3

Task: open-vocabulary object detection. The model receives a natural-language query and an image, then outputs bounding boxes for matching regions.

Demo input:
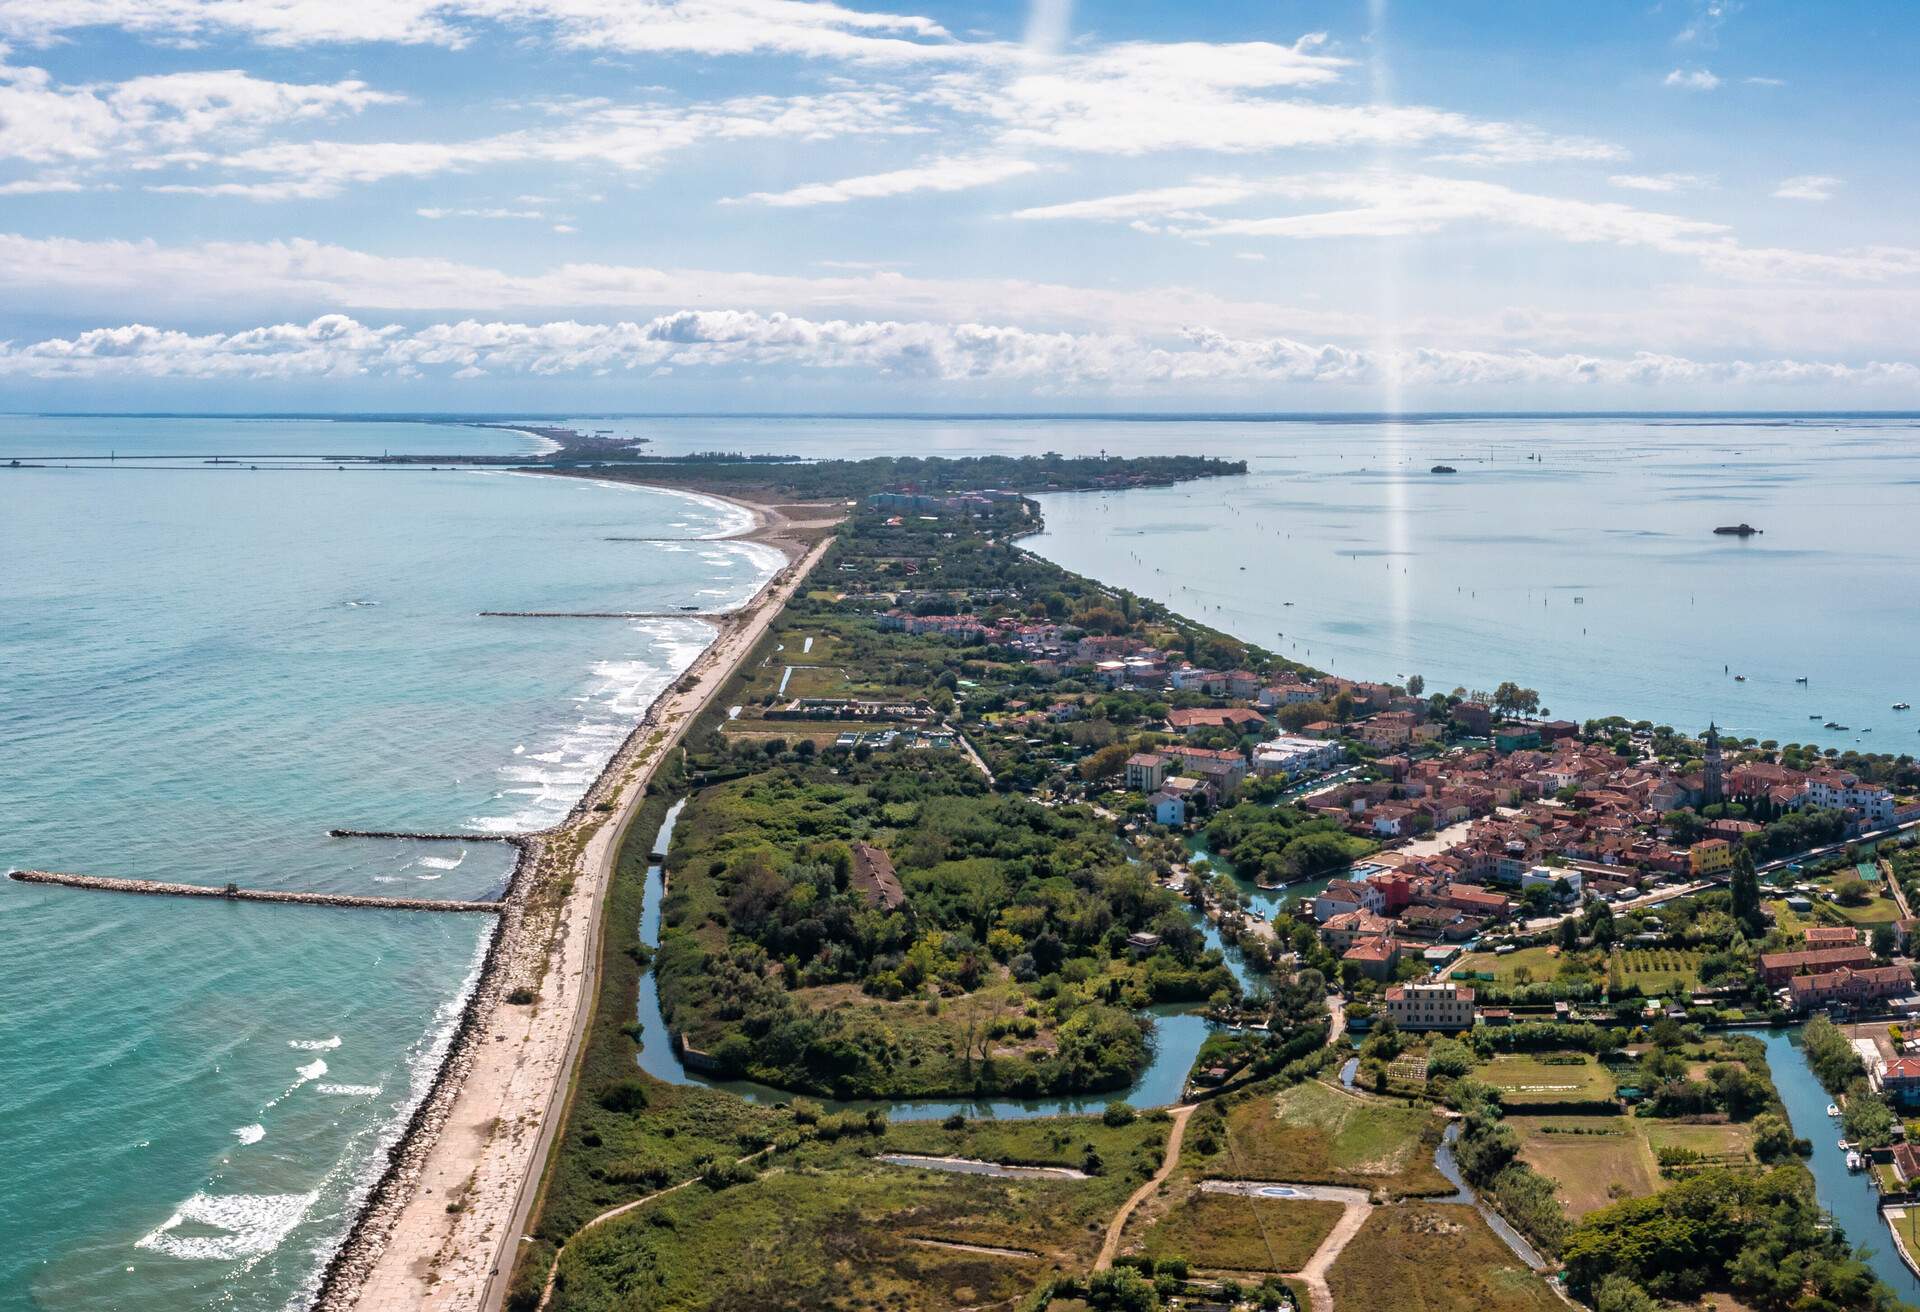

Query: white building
[1252,734,1345,779]
[1799,772,1896,827]
[1521,865,1583,900]
[1147,790,1186,826]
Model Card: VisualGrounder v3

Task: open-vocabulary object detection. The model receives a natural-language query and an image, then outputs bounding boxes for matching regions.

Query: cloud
[0,0,968,62]
[964,37,1620,164]
[134,87,925,199]
[1743,76,1785,87]
[1773,174,1839,201]
[416,206,544,219]
[3,308,1914,396]
[1017,171,1920,284]
[726,153,1039,207]
[0,52,397,168]
[1663,68,1721,90]
[1675,0,1738,46]
[0,174,88,193]
[0,230,1367,337]
[1607,173,1710,193]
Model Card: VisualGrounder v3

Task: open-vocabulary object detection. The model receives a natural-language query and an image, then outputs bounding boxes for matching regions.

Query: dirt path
[1095,1104,1194,1270]
[1293,1193,1373,1312]
[334,509,835,1312]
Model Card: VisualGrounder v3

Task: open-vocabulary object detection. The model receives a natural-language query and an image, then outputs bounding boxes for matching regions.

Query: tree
[1873,923,1899,959]
[1729,845,1763,935]
[1405,674,1425,696]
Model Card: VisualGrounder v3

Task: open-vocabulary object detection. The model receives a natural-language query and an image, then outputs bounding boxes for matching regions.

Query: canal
[1759,1027,1920,1303]
[633,796,1255,1119]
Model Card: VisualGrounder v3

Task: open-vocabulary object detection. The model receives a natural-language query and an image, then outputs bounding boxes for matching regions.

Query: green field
[1327,1205,1561,1312]
[1199,1079,1451,1196]
[1133,1188,1345,1273]
[1482,1053,1616,1105]
[1451,946,1573,985]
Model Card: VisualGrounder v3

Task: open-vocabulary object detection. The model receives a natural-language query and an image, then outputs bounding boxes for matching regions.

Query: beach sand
[320,491,838,1312]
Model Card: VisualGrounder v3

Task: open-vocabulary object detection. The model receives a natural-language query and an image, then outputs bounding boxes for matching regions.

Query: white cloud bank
[3,311,1914,396]
[1773,174,1840,201]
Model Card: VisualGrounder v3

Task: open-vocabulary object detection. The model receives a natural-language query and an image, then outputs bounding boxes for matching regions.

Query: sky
[0,0,1916,412]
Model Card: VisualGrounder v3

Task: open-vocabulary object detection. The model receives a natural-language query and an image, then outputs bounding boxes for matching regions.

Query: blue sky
[0,0,1915,411]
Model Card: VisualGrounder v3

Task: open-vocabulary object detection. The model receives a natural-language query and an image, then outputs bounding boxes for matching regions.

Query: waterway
[1759,1028,1920,1303]
[631,852,1240,1120]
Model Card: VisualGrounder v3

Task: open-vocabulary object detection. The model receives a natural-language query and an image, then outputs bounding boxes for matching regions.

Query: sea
[5,411,1919,1310]
[0,417,781,1311]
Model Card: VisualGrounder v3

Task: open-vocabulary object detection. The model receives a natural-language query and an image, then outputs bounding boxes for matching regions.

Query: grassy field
[1509,1116,1658,1217]
[1326,1205,1561,1312]
[1482,1053,1616,1105]
[1451,946,1568,984]
[1643,1120,1755,1163]
[1133,1189,1345,1273]
[880,1112,1170,1177]
[1197,1079,1451,1196]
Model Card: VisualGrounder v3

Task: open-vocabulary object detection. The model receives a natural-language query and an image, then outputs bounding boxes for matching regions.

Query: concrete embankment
[8,869,502,913]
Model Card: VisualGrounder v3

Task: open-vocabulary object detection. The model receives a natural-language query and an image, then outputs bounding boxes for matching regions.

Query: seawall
[8,869,502,913]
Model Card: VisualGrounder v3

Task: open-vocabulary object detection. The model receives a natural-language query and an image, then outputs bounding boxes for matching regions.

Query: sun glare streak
[1024,0,1072,57]
[1368,0,1412,663]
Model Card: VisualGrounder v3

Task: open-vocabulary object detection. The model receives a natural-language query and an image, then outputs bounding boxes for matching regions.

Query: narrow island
[313,450,1920,1312]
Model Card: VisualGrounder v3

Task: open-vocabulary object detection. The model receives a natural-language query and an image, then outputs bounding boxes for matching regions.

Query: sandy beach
[318,489,838,1312]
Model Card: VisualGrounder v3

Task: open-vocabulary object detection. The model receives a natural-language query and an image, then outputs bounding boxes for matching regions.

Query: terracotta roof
[849,842,906,911]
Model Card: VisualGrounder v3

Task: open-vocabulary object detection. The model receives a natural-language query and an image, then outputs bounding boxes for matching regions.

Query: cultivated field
[1134,1189,1345,1273]
[1509,1115,1658,1217]
[1481,1053,1616,1105]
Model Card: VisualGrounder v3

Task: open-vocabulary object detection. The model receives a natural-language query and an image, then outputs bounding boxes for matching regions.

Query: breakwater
[478,610,717,619]
[8,869,502,913]
[328,828,522,843]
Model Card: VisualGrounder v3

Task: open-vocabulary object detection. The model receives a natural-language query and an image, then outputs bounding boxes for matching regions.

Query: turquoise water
[589,413,1920,749]
[0,419,779,1310]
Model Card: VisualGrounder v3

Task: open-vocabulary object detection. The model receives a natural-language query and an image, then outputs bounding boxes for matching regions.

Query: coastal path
[1094,1104,1195,1270]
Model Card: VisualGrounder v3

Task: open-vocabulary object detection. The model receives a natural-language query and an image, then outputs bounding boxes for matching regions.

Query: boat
[1430,464,1458,474]
[1811,713,1823,719]
[1825,721,1841,728]
[1713,523,1763,536]
[1896,703,1911,711]
[1734,674,1746,682]
[1847,1150,1865,1172]
[1796,676,1809,683]
[1827,1103,1842,1118]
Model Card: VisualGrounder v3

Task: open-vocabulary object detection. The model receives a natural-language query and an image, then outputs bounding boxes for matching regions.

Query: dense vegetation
[576,451,1247,499]
[1562,1168,1906,1310]
[1203,802,1379,884]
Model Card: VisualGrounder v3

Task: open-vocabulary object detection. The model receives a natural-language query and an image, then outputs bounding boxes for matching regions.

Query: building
[1252,734,1345,779]
[1522,865,1583,900]
[1880,1057,1920,1108]
[1452,702,1493,736]
[1343,935,1400,980]
[1166,746,1248,800]
[1760,945,1874,986]
[1688,838,1734,878]
[1493,724,1542,754]
[1385,982,1477,1031]
[1147,790,1186,826]
[1125,753,1170,793]
[1786,964,1912,1011]
[1167,707,1269,736]
[1321,909,1395,951]
[1804,926,1863,947]
[849,842,907,911]
[1126,931,1164,957]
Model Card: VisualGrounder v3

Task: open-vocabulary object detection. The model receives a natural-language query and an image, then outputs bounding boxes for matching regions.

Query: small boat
[1796,676,1809,684]
[1734,674,1746,682]
[1714,523,1763,537]
[1828,1103,1841,1118]
[1896,703,1911,711]
[1811,713,1823,719]
[1430,464,1458,474]
[1825,721,1841,729]
[1848,1150,1865,1172]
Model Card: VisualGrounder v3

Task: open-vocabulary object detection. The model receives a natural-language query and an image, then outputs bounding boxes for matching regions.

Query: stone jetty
[478,610,717,619]
[8,869,502,913]
[327,828,521,843]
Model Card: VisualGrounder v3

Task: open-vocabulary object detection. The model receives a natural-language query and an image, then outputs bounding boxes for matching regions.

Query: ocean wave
[136,1191,318,1262]
[417,851,465,870]
[415,873,442,881]
[288,1037,341,1051]
[315,1083,382,1097]
[232,1123,265,1145]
